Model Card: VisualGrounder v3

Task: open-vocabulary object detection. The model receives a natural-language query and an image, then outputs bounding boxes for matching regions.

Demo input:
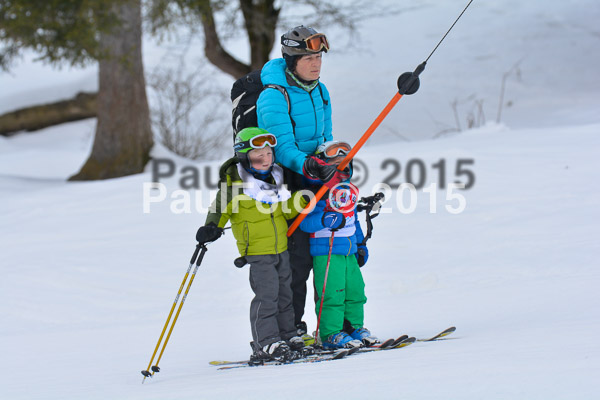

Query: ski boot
[296,321,315,346]
[286,335,316,357]
[348,327,379,347]
[249,340,301,365]
[322,331,363,349]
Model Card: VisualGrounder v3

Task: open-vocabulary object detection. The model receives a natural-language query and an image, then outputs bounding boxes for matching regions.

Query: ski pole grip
[195,245,208,266]
[189,244,201,264]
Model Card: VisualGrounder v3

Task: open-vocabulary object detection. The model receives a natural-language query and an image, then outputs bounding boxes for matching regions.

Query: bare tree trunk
[240,0,279,71]
[0,93,97,137]
[69,0,152,181]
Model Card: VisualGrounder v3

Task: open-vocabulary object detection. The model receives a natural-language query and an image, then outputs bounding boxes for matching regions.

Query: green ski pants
[313,254,367,341]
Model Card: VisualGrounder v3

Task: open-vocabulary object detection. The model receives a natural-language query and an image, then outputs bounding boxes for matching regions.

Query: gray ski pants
[247,251,296,350]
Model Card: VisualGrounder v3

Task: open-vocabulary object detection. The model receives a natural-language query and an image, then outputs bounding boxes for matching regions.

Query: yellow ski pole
[150,244,207,377]
[141,244,202,383]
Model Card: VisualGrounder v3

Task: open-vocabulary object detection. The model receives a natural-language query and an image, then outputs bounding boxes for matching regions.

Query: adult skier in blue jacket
[256,26,349,341]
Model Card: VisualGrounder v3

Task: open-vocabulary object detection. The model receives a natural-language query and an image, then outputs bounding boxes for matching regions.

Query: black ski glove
[302,156,351,188]
[196,223,223,244]
[356,245,368,267]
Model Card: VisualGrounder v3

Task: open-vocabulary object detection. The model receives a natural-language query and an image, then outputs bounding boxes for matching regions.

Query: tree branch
[0,92,97,136]
[196,0,250,78]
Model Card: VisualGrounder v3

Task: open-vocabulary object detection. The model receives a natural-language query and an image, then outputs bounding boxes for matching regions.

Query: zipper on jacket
[243,221,250,256]
[309,92,318,136]
[270,204,279,254]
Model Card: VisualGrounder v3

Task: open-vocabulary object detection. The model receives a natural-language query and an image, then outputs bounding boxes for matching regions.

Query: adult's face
[295,53,322,81]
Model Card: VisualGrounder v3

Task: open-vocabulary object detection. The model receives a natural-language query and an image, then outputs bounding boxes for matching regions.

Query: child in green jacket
[196,127,309,363]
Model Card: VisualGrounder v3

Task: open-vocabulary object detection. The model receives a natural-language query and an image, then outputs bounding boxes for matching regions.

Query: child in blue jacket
[299,141,379,349]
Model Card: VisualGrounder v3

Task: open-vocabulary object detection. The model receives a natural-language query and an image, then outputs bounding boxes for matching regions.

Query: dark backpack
[230,69,291,141]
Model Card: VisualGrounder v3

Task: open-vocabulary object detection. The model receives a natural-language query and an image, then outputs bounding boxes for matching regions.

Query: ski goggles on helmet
[317,141,352,159]
[234,134,277,153]
[282,33,330,53]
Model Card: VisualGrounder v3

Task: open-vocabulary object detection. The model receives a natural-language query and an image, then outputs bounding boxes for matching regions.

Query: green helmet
[234,127,277,171]
[281,25,329,57]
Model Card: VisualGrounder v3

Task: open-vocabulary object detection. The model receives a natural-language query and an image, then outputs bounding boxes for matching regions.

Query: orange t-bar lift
[288,0,476,236]
[287,62,426,236]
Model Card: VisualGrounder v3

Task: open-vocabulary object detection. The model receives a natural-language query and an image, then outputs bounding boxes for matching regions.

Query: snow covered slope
[1,0,599,398]
[1,121,599,399]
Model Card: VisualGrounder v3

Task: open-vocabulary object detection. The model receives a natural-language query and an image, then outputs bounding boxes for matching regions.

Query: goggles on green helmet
[234,133,277,153]
[281,33,330,53]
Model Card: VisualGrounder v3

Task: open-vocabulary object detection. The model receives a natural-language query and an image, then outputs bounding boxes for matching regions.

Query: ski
[209,346,319,366]
[209,360,246,366]
[215,348,357,370]
[373,337,397,349]
[416,326,456,342]
[390,334,409,347]
[209,328,455,367]
[299,334,409,358]
[393,336,416,348]
[315,337,395,355]
[357,334,411,352]
[208,346,318,366]
[356,336,416,354]
[314,336,415,358]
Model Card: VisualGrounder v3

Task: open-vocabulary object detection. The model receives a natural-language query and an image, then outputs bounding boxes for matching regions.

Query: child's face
[248,147,274,171]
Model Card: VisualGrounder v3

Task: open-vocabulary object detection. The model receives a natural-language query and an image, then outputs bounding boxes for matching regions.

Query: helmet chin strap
[245,164,274,180]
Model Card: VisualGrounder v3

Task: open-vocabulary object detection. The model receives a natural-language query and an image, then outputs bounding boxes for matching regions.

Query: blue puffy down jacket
[257,58,333,175]
[299,200,366,257]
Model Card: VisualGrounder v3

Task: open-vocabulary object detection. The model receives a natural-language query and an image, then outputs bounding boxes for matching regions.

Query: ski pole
[141,245,200,383]
[288,0,476,237]
[141,244,208,383]
[356,192,385,248]
[314,230,335,346]
[150,244,208,377]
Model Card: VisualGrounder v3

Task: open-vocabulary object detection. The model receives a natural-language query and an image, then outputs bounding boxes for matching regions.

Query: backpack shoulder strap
[317,83,328,106]
[263,84,295,130]
[263,84,291,113]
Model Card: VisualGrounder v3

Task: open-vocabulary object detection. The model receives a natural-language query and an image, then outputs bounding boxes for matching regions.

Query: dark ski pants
[248,251,296,350]
[287,227,314,325]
